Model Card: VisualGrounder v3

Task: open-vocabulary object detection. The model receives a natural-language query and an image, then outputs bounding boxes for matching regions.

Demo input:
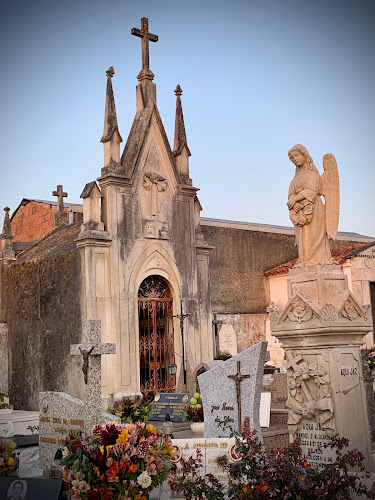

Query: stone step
[262,423,289,452]
[270,407,288,425]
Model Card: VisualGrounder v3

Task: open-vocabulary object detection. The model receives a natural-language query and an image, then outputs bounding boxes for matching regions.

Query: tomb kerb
[269,145,373,471]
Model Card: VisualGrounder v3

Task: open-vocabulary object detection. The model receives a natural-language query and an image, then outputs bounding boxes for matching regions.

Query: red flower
[301,459,311,468]
[242,484,254,494]
[257,482,268,495]
[71,439,84,454]
[128,463,138,473]
[106,461,120,482]
[88,490,101,500]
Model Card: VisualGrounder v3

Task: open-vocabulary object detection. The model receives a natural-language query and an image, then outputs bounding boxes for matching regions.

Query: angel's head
[288,144,318,173]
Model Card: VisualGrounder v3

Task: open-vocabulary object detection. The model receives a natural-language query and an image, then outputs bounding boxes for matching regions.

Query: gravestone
[259,392,271,428]
[218,324,238,356]
[198,342,267,439]
[39,320,120,476]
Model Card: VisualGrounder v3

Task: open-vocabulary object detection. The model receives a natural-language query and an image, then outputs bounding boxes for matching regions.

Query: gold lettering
[40,437,57,444]
[53,417,62,424]
[40,416,50,423]
[54,427,67,434]
[70,419,84,426]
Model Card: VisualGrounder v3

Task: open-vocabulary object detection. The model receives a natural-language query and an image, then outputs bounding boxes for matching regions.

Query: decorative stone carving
[267,302,280,327]
[341,299,359,321]
[158,222,169,239]
[320,303,338,322]
[287,145,339,266]
[285,351,334,436]
[362,304,371,321]
[143,219,156,238]
[143,172,167,192]
[287,296,313,323]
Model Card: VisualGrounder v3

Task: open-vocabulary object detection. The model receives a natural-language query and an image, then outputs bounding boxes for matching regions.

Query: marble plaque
[198,342,267,439]
[218,324,238,356]
[259,392,271,428]
[143,219,156,238]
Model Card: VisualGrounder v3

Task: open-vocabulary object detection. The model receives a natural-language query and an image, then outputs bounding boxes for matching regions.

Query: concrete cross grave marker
[70,319,116,430]
[39,320,119,476]
[52,184,68,225]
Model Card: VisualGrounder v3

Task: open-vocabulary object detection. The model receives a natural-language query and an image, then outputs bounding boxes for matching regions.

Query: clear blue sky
[0,0,374,236]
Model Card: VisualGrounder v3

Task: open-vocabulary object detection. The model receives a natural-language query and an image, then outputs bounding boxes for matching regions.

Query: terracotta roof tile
[263,242,369,277]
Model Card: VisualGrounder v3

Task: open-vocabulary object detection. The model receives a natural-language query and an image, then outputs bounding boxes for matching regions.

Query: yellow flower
[7,457,14,466]
[165,445,174,456]
[100,445,104,454]
[93,465,100,477]
[146,424,157,435]
[106,445,113,454]
[116,429,130,445]
[139,436,145,444]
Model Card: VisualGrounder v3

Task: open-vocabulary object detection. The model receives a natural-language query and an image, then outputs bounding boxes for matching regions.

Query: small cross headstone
[70,320,116,429]
[52,184,68,226]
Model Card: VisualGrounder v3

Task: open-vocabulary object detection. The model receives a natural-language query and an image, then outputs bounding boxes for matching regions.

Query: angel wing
[321,153,340,240]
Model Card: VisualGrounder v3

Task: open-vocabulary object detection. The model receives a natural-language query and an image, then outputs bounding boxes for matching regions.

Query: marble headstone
[218,324,238,356]
[198,342,267,439]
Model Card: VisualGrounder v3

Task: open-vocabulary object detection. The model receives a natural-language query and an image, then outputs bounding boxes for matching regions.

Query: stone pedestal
[270,263,373,471]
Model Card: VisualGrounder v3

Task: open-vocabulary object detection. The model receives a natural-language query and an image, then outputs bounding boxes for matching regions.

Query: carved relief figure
[286,353,335,435]
[287,144,339,266]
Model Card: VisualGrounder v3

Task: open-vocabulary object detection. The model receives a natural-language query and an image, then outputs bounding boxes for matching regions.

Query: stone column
[270,263,373,471]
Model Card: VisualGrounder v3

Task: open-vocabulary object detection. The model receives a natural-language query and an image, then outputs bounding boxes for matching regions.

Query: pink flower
[147,462,157,476]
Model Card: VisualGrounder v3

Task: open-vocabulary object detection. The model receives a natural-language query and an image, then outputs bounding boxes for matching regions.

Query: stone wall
[202,225,297,314]
[5,249,84,410]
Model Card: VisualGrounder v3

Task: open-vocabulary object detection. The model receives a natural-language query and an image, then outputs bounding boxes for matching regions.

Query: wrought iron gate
[138,276,176,395]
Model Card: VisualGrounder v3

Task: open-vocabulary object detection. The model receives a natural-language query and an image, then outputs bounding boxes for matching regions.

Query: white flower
[62,446,70,457]
[137,470,152,489]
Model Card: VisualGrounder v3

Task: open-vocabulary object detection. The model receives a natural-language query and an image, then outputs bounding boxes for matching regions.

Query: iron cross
[52,185,68,213]
[212,313,223,358]
[131,17,158,72]
[228,361,250,433]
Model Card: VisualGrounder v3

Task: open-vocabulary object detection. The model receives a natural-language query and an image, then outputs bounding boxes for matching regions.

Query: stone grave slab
[149,393,190,422]
[150,437,237,499]
[259,392,271,428]
[218,324,238,356]
[198,342,267,439]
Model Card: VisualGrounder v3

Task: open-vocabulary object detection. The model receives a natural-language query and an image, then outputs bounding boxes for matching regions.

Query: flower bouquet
[0,441,18,476]
[107,395,153,423]
[61,422,174,499]
[183,393,203,423]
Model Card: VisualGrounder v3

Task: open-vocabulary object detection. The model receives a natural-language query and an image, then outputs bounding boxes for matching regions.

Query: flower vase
[190,422,204,435]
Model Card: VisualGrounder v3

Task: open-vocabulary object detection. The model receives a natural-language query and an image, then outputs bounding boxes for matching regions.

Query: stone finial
[1,207,12,239]
[173,84,191,157]
[0,207,15,260]
[101,66,122,170]
[174,84,183,97]
[106,66,115,78]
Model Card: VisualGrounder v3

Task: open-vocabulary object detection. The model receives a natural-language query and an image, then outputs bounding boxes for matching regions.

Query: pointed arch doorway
[138,275,176,396]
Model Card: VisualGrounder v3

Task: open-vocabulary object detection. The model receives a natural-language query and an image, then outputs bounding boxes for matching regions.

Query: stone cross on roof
[52,184,68,226]
[70,320,116,428]
[131,17,158,79]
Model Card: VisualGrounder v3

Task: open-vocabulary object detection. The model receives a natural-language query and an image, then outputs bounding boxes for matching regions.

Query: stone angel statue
[287,144,339,266]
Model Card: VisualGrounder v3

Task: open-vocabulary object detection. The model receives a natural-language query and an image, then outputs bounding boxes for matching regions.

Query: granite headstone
[198,342,267,439]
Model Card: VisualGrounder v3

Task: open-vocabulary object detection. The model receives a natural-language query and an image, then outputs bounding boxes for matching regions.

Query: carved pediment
[278,292,319,325]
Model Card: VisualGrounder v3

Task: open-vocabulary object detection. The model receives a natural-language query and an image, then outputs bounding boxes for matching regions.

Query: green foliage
[107,394,153,423]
